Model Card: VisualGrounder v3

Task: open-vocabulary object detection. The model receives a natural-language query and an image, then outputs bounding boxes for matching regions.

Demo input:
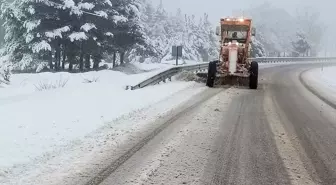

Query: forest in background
[0,0,325,75]
[0,0,218,73]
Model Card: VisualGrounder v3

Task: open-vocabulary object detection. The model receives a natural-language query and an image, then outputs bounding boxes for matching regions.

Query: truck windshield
[227,31,247,39]
[221,24,249,42]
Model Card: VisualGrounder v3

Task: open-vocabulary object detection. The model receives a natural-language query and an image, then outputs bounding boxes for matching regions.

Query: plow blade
[216,75,249,86]
[196,72,249,87]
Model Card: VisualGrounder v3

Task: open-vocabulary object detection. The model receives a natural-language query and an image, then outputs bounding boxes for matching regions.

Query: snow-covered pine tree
[0,18,4,44]
[139,2,219,63]
[160,8,186,61]
[23,0,69,71]
[1,0,146,71]
[196,13,219,61]
[0,0,10,44]
[1,0,33,71]
[292,32,310,57]
[126,0,158,64]
[149,1,170,61]
[73,0,114,70]
[1,0,223,72]
[107,0,145,65]
[1,0,73,71]
[251,36,266,57]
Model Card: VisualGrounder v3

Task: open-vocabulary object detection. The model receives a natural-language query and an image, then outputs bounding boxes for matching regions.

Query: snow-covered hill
[243,2,323,57]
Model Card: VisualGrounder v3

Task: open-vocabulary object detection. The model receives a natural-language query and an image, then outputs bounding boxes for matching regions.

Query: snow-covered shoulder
[0,68,207,184]
[302,66,336,105]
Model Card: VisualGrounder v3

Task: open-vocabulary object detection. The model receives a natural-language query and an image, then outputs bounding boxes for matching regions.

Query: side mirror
[251,27,256,36]
[216,26,220,36]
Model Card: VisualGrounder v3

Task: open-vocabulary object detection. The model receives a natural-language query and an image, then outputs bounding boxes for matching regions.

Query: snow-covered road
[90,63,336,185]
[99,88,233,185]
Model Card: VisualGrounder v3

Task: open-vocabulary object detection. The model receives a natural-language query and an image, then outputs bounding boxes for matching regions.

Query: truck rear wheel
[206,61,217,87]
[249,61,258,89]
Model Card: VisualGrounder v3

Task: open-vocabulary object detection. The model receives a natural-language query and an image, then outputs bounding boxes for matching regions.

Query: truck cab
[215,18,255,75]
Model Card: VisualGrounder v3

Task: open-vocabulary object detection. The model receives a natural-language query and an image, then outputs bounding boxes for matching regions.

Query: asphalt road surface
[89,63,336,185]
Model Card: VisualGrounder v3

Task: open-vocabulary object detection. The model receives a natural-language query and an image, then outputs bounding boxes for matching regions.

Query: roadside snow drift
[0,68,206,178]
[303,66,336,104]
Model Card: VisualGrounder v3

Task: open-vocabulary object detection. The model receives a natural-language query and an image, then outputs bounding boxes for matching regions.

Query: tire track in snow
[264,88,318,185]
[84,88,224,185]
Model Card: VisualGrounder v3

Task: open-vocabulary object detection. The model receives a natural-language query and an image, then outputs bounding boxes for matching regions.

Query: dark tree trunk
[79,43,84,71]
[112,51,116,68]
[62,44,66,70]
[93,55,99,70]
[55,45,61,71]
[58,51,61,69]
[120,52,125,65]
[49,51,53,70]
[69,60,73,71]
[67,43,77,71]
[54,51,58,71]
[85,54,90,69]
[62,59,65,70]
[79,53,84,71]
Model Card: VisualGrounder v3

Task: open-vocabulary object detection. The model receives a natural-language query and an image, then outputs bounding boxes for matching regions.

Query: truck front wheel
[249,61,258,89]
[206,61,217,87]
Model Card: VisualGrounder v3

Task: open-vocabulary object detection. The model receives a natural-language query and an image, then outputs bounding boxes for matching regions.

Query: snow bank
[132,60,203,71]
[303,66,336,104]
[132,62,171,71]
[258,61,331,69]
[161,59,200,65]
[0,68,202,174]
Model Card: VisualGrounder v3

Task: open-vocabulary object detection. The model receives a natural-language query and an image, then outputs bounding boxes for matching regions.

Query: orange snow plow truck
[198,17,258,89]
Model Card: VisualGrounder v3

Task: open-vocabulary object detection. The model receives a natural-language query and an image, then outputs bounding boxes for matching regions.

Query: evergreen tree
[292,32,310,57]
[1,0,33,70]
[1,0,221,72]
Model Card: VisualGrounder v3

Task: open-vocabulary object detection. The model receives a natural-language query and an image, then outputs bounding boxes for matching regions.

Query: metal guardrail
[253,57,336,63]
[128,62,209,90]
[128,57,336,90]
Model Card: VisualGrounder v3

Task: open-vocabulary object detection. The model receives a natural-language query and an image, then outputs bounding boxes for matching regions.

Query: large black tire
[249,61,258,89]
[206,61,217,87]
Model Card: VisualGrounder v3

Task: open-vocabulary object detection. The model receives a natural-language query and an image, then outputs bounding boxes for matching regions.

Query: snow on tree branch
[24,20,41,32]
[78,2,95,10]
[105,32,113,37]
[69,32,88,42]
[45,26,71,39]
[104,0,113,7]
[27,5,35,14]
[94,11,108,19]
[25,33,34,43]
[80,23,97,32]
[32,40,52,53]
[113,15,128,23]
